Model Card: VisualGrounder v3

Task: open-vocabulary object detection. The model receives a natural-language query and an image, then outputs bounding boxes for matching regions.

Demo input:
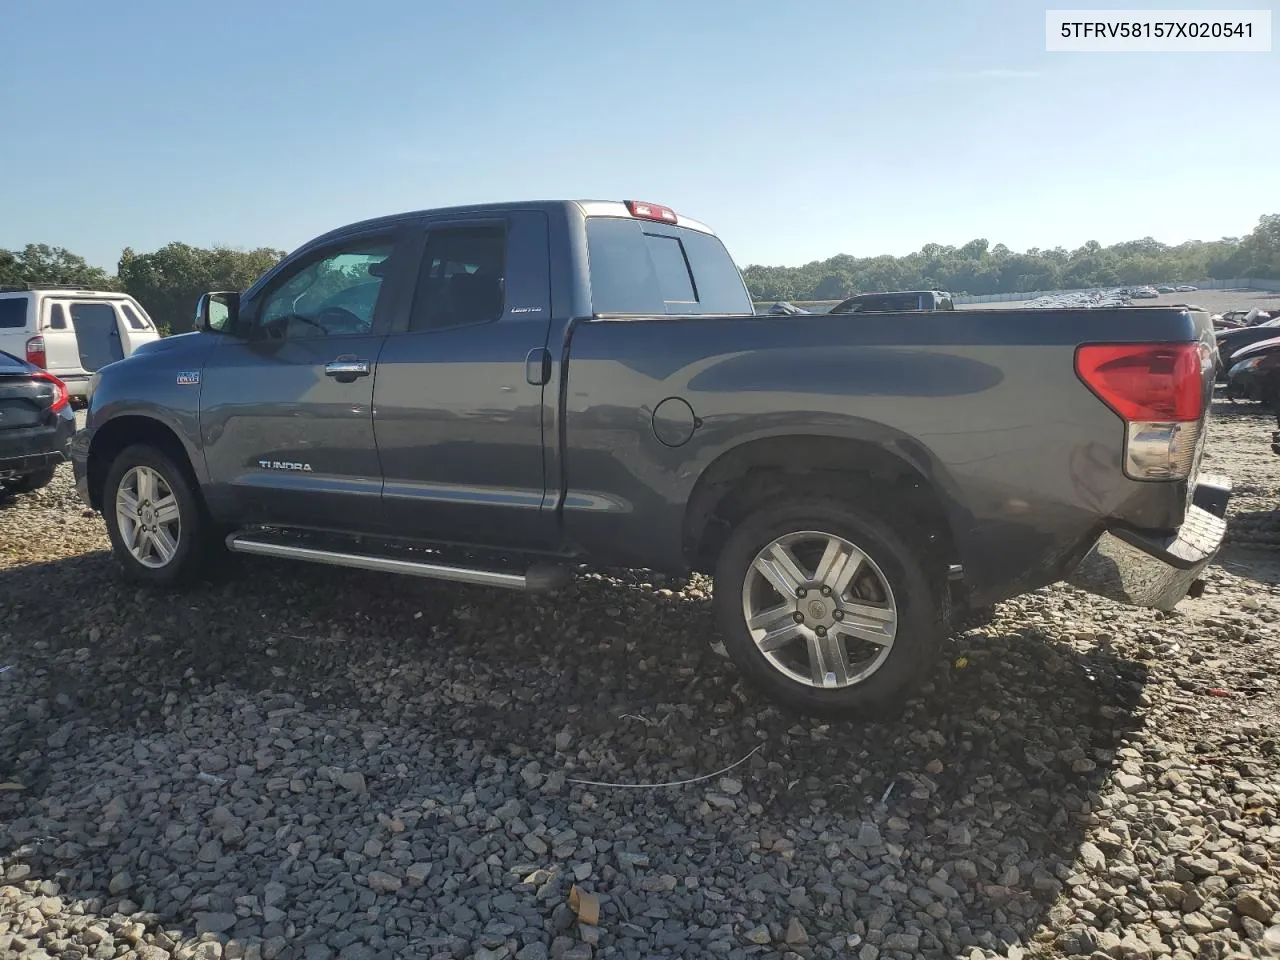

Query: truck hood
[128,331,210,359]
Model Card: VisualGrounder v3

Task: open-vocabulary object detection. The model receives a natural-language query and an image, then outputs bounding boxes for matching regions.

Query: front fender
[79,336,215,490]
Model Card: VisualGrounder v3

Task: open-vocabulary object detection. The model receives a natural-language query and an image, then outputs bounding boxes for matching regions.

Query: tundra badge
[176,371,200,385]
[258,459,313,472]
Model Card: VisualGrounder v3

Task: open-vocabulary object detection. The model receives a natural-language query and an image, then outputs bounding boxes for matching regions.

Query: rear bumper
[1065,473,1231,612]
[47,373,92,399]
[0,449,65,479]
[0,412,75,479]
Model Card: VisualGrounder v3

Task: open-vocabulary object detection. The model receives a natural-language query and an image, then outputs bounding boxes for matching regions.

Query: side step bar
[225,534,573,593]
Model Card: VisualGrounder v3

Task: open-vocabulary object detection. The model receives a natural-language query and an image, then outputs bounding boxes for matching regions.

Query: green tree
[118,242,286,334]
[1237,214,1280,278]
[740,214,1279,302]
[0,243,116,289]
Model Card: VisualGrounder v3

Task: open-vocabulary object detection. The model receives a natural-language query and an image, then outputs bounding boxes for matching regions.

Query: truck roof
[0,285,134,300]
[307,200,716,249]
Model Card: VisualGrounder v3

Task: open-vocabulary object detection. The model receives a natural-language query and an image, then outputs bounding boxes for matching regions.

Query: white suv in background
[0,285,161,402]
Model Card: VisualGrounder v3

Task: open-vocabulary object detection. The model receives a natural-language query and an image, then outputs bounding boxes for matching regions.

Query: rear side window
[0,298,28,329]
[586,218,751,316]
[410,224,508,331]
[49,303,67,329]
[120,302,149,329]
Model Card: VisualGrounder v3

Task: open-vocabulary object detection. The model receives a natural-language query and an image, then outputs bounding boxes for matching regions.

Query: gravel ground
[2,400,1279,960]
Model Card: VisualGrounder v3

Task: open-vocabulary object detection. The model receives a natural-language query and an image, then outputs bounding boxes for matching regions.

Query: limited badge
[176,371,200,385]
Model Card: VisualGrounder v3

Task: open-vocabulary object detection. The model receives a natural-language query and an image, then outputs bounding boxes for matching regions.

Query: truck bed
[557,304,1217,606]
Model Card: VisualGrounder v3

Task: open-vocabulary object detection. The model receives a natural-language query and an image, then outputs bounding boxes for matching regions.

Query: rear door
[67,300,126,371]
[372,211,556,548]
[199,225,417,531]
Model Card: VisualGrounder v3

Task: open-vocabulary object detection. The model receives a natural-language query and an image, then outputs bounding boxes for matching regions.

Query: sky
[1,0,1277,270]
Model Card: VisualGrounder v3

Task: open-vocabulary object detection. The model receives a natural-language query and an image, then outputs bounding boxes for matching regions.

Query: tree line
[743,213,1280,302]
[2,214,1277,332]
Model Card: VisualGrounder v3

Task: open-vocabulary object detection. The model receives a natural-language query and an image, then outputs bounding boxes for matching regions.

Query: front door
[199,226,415,531]
[372,211,556,548]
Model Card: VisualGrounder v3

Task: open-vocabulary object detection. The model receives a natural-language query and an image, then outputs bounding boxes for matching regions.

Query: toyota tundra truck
[70,199,1231,717]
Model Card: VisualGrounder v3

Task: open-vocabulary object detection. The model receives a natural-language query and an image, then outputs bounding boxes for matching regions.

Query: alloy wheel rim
[740,529,898,689]
[115,466,181,569]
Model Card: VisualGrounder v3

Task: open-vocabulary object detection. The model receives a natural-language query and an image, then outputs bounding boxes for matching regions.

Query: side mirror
[196,291,240,333]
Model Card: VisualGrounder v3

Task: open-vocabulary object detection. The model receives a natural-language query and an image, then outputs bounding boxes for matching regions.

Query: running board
[224,534,573,593]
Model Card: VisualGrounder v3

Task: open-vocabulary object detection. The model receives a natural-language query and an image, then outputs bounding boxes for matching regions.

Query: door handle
[325,358,371,381]
[525,348,551,386]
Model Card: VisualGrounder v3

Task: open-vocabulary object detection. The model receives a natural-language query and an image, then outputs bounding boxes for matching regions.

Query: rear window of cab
[585,218,752,317]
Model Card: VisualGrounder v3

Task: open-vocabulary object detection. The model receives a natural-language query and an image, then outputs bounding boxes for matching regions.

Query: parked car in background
[1157,285,1176,293]
[0,285,161,403]
[828,290,955,314]
[768,301,810,315]
[1130,286,1160,299]
[1215,318,1280,380]
[72,198,1229,718]
[1176,285,1198,292]
[1225,334,1280,407]
[0,349,74,495]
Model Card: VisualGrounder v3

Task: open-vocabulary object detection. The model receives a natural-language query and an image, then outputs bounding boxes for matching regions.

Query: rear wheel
[713,496,948,718]
[102,443,216,585]
[2,466,56,495]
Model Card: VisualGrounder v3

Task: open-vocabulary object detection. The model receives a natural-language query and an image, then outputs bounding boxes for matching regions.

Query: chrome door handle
[325,358,370,379]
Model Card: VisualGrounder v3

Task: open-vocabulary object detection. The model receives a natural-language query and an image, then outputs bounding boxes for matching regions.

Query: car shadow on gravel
[1,552,1146,957]
[1225,506,1280,550]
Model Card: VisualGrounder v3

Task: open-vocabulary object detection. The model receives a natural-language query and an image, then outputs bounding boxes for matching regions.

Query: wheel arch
[86,414,203,512]
[682,433,963,578]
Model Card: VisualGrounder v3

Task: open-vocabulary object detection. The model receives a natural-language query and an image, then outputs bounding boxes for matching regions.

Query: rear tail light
[25,335,46,369]
[1075,342,1211,481]
[625,200,678,224]
[32,371,69,414]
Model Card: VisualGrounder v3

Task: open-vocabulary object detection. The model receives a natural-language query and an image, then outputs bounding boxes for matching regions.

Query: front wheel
[102,443,214,585]
[712,496,948,718]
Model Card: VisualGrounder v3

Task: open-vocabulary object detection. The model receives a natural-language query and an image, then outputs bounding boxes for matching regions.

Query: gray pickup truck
[71,199,1231,717]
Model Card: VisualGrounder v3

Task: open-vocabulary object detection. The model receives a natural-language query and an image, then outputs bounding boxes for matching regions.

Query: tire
[102,443,215,585]
[712,495,949,719]
[2,466,56,495]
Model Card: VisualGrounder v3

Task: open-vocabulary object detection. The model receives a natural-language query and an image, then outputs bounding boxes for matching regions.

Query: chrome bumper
[1066,474,1231,612]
